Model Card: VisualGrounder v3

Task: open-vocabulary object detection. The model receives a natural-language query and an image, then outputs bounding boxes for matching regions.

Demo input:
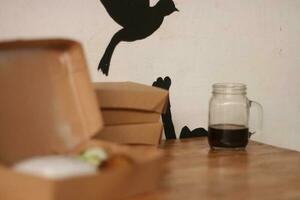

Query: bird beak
[175,7,179,12]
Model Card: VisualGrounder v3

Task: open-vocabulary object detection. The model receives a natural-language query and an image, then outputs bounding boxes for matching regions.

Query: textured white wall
[1,0,300,150]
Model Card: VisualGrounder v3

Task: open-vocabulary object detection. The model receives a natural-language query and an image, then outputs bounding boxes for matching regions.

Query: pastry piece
[78,147,133,169]
[101,154,133,169]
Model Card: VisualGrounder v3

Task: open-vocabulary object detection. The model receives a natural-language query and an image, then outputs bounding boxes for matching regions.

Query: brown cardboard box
[94,82,169,113]
[95,123,163,145]
[0,140,164,200]
[0,39,164,200]
[93,82,167,145]
[102,109,161,125]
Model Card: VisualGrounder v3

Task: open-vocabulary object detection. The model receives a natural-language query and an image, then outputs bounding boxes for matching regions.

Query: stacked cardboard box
[94,82,169,146]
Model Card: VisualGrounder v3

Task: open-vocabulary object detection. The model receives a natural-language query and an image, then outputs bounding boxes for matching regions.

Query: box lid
[94,82,168,113]
[0,39,103,164]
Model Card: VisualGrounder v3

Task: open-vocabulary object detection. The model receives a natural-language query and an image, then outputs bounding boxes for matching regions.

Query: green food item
[78,147,108,167]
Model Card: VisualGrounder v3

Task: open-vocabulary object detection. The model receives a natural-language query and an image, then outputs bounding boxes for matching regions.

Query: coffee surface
[208,124,249,148]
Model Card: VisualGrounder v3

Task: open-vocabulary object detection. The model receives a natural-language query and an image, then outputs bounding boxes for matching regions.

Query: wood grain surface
[132,138,300,200]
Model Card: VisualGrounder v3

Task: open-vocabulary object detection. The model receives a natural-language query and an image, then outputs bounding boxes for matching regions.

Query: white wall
[1,0,300,150]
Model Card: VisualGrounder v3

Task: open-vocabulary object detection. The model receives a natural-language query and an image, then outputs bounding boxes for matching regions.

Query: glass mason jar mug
[208,83,263,149]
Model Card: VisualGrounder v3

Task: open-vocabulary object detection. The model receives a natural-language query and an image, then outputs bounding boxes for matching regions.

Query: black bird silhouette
[98,0,178,75]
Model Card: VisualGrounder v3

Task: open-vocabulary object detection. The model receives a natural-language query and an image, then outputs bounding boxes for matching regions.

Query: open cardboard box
[0,140,164,200]
[0,39,165,200]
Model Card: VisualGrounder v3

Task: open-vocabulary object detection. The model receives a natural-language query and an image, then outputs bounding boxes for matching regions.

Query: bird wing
[100,0,150,27]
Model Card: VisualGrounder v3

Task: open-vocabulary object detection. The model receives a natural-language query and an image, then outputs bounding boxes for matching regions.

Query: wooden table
[133,138,300,200]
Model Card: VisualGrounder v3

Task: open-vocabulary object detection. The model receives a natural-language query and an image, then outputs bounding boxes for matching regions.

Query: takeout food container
[93,82,168,145]
[94,82,169,115]
[0,140,164,200]
[0,39,165,200]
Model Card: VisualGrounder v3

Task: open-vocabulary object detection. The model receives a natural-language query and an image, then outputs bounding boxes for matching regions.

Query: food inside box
[0,140,164,200]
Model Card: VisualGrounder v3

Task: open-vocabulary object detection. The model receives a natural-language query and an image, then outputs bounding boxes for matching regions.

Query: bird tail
[98,30,123,76]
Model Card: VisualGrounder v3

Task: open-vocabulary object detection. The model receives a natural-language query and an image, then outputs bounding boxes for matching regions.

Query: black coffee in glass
[208,124,249,148]
[208,83,263,150]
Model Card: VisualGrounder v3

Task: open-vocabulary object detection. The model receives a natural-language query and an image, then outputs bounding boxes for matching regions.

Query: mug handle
[249,100,263,137]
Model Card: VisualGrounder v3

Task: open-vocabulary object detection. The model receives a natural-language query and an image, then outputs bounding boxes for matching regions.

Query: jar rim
[213,83,246,89]
[212,83,247,94]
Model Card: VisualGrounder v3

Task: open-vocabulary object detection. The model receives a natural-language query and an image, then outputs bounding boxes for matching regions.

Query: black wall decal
[180,126,207,139]
[98,0,178,75]
[152,76,208,140]
[152,77,176,139]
